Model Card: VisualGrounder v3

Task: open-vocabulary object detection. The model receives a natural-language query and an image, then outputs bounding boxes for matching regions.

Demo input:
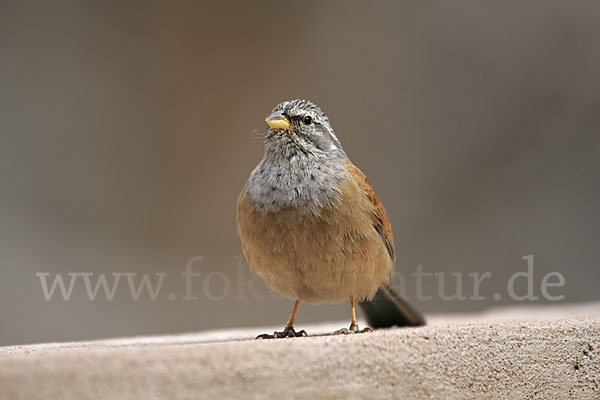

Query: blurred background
[1,1,599,347]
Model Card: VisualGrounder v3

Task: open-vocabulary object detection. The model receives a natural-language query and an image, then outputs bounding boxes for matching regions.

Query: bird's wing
[345,163,396,262]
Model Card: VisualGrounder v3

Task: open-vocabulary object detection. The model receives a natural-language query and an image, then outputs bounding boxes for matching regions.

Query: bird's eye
[303,115,313,125]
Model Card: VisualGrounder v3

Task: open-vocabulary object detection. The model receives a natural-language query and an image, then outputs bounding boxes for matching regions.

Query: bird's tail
[358,286,425,328]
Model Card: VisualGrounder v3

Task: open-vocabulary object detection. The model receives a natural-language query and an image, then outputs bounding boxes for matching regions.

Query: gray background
[1,1,599,346]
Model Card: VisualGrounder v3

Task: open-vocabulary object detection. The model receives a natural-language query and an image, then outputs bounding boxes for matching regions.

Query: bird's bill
[266,116,290,130]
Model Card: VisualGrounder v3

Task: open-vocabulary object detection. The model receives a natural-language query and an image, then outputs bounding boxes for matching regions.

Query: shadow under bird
[237,99,425,338]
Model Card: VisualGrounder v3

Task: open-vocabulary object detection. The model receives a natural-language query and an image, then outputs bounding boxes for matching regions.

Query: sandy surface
[1,303,599,399]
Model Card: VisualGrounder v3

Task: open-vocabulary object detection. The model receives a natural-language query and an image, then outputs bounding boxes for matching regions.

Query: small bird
[237,99,425,338]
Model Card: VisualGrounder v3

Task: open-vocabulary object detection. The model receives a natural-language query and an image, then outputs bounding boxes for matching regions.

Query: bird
[237,99,425,338]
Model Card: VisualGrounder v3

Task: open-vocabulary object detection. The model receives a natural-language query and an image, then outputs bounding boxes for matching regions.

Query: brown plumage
[345,163,396,263]
[237,163,392,304]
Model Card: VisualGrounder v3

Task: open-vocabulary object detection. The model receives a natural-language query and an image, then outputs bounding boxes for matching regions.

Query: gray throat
[246,143,348,213]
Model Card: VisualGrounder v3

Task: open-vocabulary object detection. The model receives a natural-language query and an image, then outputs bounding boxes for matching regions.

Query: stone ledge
[1,304,599,399]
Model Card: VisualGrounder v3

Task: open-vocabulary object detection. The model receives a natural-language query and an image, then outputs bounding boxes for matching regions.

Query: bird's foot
[256,326,307,339]
[332,323,373,335]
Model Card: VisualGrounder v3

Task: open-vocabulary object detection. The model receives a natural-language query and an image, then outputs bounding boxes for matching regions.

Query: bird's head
[264,99,345,158]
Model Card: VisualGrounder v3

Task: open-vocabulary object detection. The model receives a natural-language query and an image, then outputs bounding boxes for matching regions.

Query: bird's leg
[256,300,307,339]
[349,295,359,332]
[332,296,373,335]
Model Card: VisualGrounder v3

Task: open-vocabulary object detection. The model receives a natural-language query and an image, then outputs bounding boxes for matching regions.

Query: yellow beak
[266,117,290,130]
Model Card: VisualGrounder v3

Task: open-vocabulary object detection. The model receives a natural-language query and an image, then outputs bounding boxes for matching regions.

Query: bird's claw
[332,324,373,335]
[256,326,307,339]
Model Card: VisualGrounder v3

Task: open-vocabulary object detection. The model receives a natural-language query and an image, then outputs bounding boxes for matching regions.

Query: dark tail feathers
[358,287,425,328]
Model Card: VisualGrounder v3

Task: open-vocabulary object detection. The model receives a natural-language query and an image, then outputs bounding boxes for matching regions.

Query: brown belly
[236,178,392,304]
